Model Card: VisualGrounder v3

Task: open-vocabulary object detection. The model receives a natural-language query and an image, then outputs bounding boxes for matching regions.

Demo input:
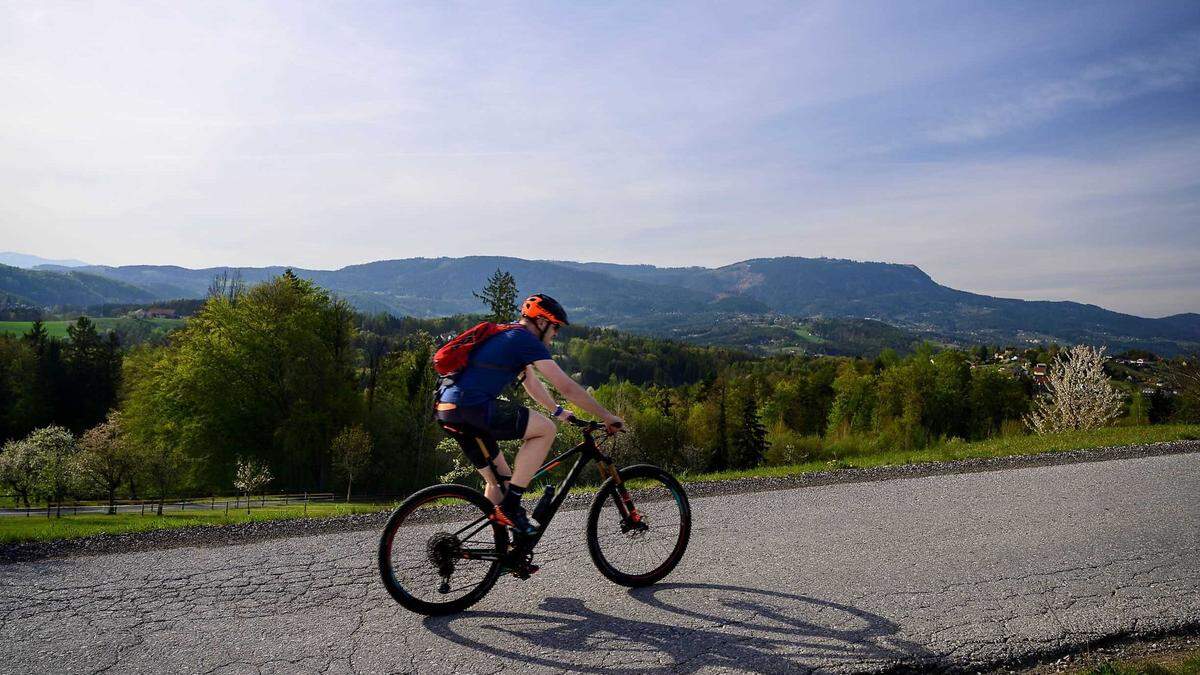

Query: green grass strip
[676,424,1200,483]
[1,425,1197,545]
[0,502,390,545]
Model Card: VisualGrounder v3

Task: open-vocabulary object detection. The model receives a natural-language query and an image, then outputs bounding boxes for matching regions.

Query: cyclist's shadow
[423,582,933,673]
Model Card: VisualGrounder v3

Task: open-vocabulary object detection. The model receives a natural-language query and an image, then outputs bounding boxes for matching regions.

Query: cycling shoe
[490,504,538,537]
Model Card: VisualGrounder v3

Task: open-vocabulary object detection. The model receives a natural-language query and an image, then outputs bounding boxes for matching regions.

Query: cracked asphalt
[0,452,1196,674]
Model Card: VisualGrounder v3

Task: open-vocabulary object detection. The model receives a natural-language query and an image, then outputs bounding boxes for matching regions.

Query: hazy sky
[2,1,1198,317]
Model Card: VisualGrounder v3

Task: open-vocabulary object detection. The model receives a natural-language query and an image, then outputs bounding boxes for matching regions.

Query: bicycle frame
[452,427,630,560]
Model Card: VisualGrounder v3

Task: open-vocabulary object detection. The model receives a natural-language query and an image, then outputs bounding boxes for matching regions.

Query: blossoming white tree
[76,413,134,514]
[233,458,273,514]
[0,438,40,509]
[1025,344,1123,434]
[26,425,78,518]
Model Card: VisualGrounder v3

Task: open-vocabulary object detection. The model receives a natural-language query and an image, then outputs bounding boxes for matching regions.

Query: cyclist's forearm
[557,378,611,420]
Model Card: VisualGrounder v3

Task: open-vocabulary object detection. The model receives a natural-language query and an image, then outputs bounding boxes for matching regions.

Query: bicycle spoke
[591,475,686,579]
[379,488,505,611]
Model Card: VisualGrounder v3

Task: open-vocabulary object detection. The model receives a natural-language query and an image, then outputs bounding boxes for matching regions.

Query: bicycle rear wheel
[586,464,691,587]
[378,483,507,615]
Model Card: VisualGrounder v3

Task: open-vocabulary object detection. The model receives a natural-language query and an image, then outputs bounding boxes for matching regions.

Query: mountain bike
[377,417,692,615]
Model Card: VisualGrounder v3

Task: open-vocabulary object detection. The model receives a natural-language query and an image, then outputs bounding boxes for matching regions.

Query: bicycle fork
[597,458,645,529]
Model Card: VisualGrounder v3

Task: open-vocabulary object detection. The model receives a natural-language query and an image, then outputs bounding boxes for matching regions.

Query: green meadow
[0,318,184,338]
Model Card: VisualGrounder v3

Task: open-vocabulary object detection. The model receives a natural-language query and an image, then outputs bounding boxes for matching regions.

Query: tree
[827,362,876,438]
[731,396,768,469]
[64,316,118,432]
[968,369,1028,437]
[709,381,730,472]
[75,412,133,514]
[0,334,39,443]
[331,424,372,502]
[473,268,519,323]
[1168,353,1200,423]
[21,320,59,432]
[141,440,186,517]
[26,425,77,517]
[358,331,391,412]
[1126,390,1149,426]
[233,457,273,514]
[207,269,245,304]
[120,345,187,515]
[366,338,444,494]
[1026,345,1123,434]
[121,273,360,492]
[0,438,40,508]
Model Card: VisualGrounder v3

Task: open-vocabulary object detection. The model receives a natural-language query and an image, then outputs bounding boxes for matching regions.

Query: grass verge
[1,424,1197,545]
[0,501,390,544]
[675,424,1200,483]
[1072,647,1200,674]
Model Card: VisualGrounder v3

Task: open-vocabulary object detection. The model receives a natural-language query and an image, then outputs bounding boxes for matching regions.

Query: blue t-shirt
[439,324,552,407]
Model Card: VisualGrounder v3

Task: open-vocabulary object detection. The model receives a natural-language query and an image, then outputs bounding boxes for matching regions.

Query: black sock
[501,484,526,510]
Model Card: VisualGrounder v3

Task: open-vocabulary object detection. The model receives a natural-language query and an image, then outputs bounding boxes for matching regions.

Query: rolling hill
[0,264,158,308]
[12,255,1200,355]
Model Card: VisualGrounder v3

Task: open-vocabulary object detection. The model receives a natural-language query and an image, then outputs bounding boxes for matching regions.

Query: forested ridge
[1,271,1197,510]
[8,255,1199,355]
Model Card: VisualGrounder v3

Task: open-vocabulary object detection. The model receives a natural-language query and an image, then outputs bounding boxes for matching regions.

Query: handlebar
[564,415,622,433]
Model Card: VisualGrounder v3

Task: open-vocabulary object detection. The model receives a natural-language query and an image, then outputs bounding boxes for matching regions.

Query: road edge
[2,438,1197,564]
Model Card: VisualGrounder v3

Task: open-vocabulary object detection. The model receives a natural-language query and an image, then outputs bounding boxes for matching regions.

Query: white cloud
[929,30,1200,144]
[0,2,1197,316]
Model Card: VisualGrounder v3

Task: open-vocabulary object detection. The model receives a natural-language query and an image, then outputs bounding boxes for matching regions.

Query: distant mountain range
[4,255,1198,355]
[0,252,90,269]
[0,264,157,308]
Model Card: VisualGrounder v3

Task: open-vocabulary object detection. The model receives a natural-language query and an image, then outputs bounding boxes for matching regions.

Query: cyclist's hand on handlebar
[603,414,625,435]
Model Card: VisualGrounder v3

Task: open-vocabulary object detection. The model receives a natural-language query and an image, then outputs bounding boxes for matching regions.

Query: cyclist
[435,294,624,536]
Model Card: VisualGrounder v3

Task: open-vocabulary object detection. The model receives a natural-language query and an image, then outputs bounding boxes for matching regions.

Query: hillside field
[0,318,184,339]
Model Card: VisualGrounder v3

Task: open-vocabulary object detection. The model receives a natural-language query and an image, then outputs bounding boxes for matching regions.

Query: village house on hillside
[129,307,177,319]
[1031,363,1049,385]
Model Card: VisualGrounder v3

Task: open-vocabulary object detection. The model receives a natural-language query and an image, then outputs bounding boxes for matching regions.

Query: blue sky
[1,1,1198,316]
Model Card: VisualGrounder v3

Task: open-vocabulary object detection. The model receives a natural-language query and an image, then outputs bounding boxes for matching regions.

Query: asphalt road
[0,452,1197,674]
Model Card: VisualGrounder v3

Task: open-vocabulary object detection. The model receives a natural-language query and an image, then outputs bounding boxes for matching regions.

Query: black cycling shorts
[436,399,530,469]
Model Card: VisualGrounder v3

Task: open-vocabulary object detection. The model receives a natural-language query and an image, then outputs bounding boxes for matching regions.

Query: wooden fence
[0,492,336,517]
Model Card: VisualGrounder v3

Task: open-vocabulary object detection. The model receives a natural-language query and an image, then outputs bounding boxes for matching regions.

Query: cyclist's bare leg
[480,454,513,505]
[510,412,555,488]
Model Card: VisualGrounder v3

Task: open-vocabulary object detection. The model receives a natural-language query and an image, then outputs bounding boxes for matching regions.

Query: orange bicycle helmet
[521,294,569,326]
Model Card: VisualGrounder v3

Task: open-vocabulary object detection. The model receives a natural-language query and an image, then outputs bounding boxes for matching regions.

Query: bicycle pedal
[510,564,539,579]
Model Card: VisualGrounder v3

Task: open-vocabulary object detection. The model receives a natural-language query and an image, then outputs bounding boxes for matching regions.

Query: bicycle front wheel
[586,464,691,587]
[378,483,507,615]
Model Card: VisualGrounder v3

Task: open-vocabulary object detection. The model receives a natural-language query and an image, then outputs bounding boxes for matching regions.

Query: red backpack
[433,322,520,377]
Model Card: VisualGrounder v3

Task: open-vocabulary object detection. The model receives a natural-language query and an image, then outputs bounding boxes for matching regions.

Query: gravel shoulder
[3,438,1197,564]
[1009,628,1200,674]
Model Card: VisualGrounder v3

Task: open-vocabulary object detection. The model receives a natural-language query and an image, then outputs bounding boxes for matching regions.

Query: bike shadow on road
[422,582,933,673]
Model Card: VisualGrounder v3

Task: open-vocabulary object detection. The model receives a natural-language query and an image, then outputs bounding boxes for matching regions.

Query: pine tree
[23,320,48,352]
[22,320,57,431]
[473,268,519,323]
[732,396,768,469]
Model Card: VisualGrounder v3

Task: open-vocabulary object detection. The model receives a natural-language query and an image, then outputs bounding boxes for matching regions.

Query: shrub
[763,423,823,466]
